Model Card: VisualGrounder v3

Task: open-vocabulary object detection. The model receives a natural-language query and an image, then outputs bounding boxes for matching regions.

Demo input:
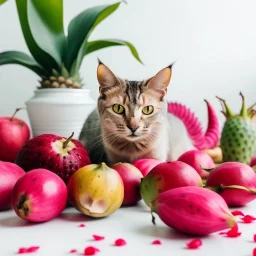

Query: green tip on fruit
[216,96,234,119]
[239,92,248,119]
[140,176,159,207]
[247,102,256,119]
[94,162,112,172]
[227,212,237,228]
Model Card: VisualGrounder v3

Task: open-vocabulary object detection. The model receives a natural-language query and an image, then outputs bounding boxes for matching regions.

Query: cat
[79,61,195,165]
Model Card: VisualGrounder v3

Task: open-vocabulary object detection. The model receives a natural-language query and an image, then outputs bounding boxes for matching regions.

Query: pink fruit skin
[112,163,143,205]
[177,149,215,178]
[11,168,68,222]
[140,161,202,206]
[151,186,235,236]
[0,161,25,211]
[0,116,30,162]
[249,156,256,168]
[206,162,256,207]
[15,134,91,184]
[132,158,162,177]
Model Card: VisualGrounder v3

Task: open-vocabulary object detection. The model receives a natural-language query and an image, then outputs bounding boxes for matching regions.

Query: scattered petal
[114,238,127,246]
[78,224,86,227]
[18,248,27,254]
[231,210,245,216]
[26,246,40,253]
[253,247,256,256]
[17,246,40,254]
[93,235,105,241]
[151,240,162,245]
[186,239,202,249]
[219,223,241,237]
[84,246,100,255]
[254,234,256,242]
[70,249,78,253]
[240,215,256,223]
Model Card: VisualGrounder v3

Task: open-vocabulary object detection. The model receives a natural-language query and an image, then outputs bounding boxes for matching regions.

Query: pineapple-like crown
[217,92,256,121]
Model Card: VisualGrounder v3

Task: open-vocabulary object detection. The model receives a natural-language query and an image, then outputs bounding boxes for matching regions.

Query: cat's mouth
[127,134,140,140]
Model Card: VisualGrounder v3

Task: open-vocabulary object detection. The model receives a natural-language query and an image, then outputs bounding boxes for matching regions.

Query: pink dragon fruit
[168,100,220,150]
[205,162,256,206]
[150,186,236,236]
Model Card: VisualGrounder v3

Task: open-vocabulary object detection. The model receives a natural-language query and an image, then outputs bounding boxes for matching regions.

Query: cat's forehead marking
[124,80,142,105]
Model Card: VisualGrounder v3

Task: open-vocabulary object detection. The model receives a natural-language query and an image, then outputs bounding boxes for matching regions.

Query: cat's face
[97,62,173,144]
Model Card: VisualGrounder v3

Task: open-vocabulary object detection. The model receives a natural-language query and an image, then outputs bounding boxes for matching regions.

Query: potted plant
[0,0,142,139]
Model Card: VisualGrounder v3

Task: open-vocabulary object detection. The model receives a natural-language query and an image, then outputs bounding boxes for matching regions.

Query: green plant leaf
[0,0,8,6]
[27,0,66,67]
[0,51,47,76]
[66,2,121,72]
[15,0,59,73]
[85,39,143,64]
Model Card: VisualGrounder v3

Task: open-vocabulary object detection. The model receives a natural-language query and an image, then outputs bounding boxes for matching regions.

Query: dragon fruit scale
[168,100,220,150]
[217,92,256,164]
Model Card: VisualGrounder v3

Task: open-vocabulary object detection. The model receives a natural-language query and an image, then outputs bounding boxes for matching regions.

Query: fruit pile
[1,95,256,254]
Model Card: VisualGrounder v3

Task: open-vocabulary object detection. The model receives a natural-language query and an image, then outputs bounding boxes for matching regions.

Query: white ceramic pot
[25,88,96,139]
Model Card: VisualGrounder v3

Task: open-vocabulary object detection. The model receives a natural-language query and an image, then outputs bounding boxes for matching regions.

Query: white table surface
[0,200,256,256]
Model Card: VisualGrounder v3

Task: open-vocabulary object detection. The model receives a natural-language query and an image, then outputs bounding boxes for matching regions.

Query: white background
[1,0,256,130]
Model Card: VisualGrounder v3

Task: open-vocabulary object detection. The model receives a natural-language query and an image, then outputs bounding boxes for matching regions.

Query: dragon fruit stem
[62,132,74,149]
[10,108,25,121]
[149,202,157,225]
[239,92,247,118]
[200,166,215,172]
[207,184,256,194]
[216,96,234,119]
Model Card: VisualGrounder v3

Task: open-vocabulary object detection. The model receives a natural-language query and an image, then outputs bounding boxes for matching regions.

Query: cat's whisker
[85,135,103,153]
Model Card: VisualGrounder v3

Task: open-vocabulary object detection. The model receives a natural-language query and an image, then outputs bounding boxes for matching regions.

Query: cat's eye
[112,104,125,114]
[142,105,154,115]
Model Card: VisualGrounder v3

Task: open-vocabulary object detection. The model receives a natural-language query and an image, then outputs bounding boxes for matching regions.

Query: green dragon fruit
[217,92,256,164]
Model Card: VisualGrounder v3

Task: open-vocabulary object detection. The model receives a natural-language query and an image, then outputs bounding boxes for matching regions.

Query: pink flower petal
[151,240,162,245]
[93,235,105,241]
[17,246,40,254]
[114,238,127,246]
[240,215,256,223]
[78,223,86,227]
[84,246,100,255]
[186,239,202,249]
[231,210,245,216]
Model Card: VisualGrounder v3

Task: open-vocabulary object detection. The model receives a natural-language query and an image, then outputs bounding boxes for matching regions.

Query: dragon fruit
[205,162,256,206]
[217,92,256,164]
[150,186,236,236]
[168,100,220,150]
[15,133,91,184]
[140,161,202,206]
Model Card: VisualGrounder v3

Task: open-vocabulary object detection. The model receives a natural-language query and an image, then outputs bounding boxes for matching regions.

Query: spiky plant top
[217,92,256,164]
[0,1,142,89]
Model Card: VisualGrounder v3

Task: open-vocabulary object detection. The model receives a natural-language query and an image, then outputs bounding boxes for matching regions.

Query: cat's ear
[145,64,173,99]
[97,60,120,94]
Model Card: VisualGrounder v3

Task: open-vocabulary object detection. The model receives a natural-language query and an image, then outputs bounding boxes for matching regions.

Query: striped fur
[79,62,194,165]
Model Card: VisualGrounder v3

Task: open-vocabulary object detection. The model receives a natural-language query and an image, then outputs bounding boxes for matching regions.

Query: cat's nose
[127,125,139,133]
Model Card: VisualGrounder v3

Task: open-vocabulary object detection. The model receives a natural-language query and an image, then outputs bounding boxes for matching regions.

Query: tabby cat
[79,61,194,165]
